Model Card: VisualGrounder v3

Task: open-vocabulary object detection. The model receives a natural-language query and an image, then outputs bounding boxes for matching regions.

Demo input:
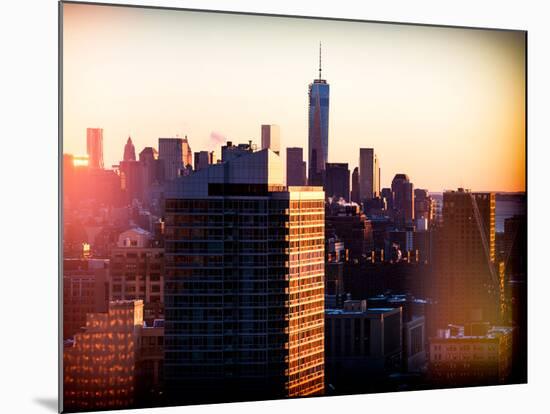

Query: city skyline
[63,3,525,192]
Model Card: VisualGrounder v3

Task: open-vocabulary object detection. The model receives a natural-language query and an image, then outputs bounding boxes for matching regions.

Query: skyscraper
[359,148,378,201]
[123,136,136,161]
[86,128,104,169]
[391,174,415,227]
[261,124,280,155]
[163,149,325,401]
[181,135,192,168]
[286,147,307,186]
[325,163,350,201]
[351,167,360,204]
[308,43,330,186]
[431,189,498,328]
[158,138,185,181]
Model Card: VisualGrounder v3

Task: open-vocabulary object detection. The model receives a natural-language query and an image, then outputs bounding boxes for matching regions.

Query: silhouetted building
[325,300,402,391]
[391,174,414,227]
[326,200,373,260]
[163,149,325,401]
[359,148,379,201]
[381,187,393,211]
[86,127,104,169]
[261,124,280,155]
[286,147,307,186]
[194,150,216,171]
[119,160,144,203]
[158,137,192,181]
[123,136,136,161]
[431,189,498,329]
[221,140,255,162]
[308,44,330,186]
[351,167,360,204]
[414,188,433,227]
[325,163,350,201]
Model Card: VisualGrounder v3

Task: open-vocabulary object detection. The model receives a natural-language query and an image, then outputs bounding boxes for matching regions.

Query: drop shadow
[33,397,58,412]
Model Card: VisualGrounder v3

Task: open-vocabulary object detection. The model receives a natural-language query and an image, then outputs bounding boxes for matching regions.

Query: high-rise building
[391,174,415,227]
[414,188,433,227]
[261,124,280,155]
[308,44,330,186]
[286,147,307,186]
[86,128,104,169]
[431,189,498,328]
[163,149,325,402]
[119,160,144,203]
[123,136,136,161]
[63,300,144,411]
[194,150,217,171]
[351,167,360,204]
[109,228,165,323]
[325,163,350,202]
[181,135,192,168]
[374,154,381,197]
[359,148,378,200]
[158,138,186,181]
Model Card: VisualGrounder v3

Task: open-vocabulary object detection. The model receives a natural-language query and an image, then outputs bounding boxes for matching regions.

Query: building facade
[261,124,280,155]
[110,228,164,323]
[432,189,498,328]
[286,147,307,187]
[63,300,144,411]
[325,163,350,202]
[163,149,325,402]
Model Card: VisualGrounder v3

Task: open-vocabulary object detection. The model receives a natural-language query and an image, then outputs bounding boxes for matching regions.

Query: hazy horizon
[62,3,526,192]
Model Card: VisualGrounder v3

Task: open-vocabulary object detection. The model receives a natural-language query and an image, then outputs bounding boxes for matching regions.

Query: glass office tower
[308,45,330,186]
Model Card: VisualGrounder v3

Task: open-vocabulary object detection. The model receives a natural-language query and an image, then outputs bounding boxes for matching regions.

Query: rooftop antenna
[318,41,322,80]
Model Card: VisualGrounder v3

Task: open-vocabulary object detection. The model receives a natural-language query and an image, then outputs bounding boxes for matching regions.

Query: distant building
[193,150,216,171]
[414,188,433,227]
[159,137,192,181]
[261,124,280,155]
[325,163,350,201]
[286,147,307,186]
[109,228,164,323]
[359,148,376,201]
[391,174,414,227]
[431,189,498,328]
[221,140,255,162]
[63,300,144,411]
[326,200,373,260]
[139,147,164,208]
[86,128,104,169]
[119,159,144,203]
[351,167,360,204]
[63,258,109,339]
[123,136,136,161]
[308,44,330,186]
[429,324,513,386]
[163,149,325,401]
[325,300,402,390]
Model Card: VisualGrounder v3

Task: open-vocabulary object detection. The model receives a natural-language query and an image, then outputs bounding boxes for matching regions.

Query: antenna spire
[318,41,322,80]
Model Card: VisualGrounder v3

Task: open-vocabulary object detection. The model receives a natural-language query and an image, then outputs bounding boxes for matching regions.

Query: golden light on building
[72,155,89,167]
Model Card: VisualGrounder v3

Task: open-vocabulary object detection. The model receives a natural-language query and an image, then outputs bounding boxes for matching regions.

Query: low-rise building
[429,324,513,386]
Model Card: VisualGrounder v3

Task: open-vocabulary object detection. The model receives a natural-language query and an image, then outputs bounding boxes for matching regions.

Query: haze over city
[63,3,525,192]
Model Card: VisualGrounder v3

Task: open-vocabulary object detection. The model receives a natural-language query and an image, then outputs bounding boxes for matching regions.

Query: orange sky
[62,3,525,192]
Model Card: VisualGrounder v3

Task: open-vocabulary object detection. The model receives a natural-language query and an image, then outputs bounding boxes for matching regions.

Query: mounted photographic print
[60,1,527,412]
